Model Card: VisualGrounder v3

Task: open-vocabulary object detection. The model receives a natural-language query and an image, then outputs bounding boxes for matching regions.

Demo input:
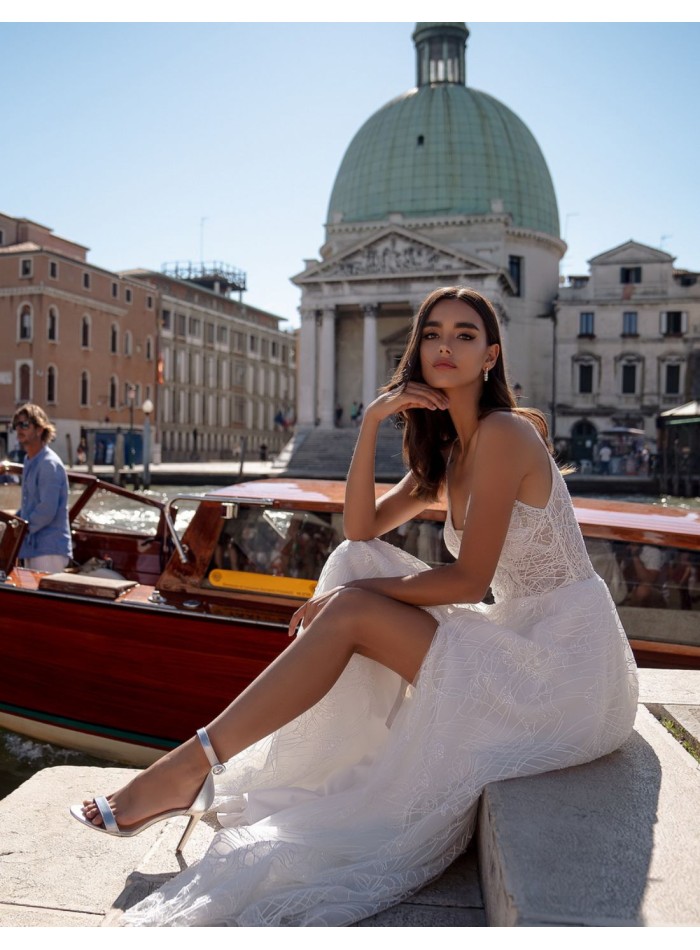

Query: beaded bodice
[443,453,595,602]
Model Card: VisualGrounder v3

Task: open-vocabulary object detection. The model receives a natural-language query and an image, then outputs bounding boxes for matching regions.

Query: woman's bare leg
[82,589,437,828]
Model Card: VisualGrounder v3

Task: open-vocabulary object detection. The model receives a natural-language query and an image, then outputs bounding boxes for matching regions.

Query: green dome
[327,80,560,238]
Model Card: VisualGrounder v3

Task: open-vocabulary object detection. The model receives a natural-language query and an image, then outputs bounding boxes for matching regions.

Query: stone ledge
[478,703,700,926]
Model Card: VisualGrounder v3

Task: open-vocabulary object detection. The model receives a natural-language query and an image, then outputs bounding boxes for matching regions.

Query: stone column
[362,304,378,412]
[297,308,317,427]
[317,307,336,428]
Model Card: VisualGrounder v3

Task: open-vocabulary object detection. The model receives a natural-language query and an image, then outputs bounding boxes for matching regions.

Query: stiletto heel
[69,726,226,853]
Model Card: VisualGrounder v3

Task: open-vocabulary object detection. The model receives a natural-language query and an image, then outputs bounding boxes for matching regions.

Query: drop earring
[483,367,489,382]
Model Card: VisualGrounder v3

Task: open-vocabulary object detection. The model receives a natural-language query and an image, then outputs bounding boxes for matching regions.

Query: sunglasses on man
[13,421,32,431]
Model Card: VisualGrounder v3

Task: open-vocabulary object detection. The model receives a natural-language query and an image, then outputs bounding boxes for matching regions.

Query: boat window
[202,508,454,597]
[380,520,453,568]
[71,486,162,535]
[585,537,700,646]
[204,506,343,592]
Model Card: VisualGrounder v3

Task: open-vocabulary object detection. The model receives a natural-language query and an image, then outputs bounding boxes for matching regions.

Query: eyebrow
[424,320,480,331]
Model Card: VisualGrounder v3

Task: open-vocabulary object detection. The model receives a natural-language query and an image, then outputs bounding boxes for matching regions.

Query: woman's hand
[364,382,449,424]
[288,585,346,637]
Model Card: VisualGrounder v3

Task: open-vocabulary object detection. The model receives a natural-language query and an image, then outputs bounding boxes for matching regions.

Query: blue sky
[2,16,699,327]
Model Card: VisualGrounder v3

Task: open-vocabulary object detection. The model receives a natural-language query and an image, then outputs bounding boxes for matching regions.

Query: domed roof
[327,24,559,238]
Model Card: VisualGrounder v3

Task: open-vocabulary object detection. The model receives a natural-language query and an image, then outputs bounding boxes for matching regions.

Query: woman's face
[418,298,499,391]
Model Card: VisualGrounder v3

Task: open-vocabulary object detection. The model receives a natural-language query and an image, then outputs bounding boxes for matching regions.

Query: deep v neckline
[446,435,478,533]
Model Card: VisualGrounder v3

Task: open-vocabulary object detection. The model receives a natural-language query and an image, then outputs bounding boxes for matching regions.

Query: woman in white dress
[72,287,638,926]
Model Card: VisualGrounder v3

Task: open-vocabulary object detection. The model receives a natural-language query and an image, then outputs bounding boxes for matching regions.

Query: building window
[46,365,57,404]
[249,334,258,352]
[217,325,228,345]
[112,282,119,299]
[578,363,594,394]
[206,323,215,345]
[176,313,186,337]
[47,307,58,341]
[18,362,32,402]
[578,312,595,337]
[124,330,133,356]
[622,311,638,336]
[83,272,91,290]
[665,363,681,395]
[188,316,201,336]
[161,309,172,330]
[621,363,638,395]
[0,229,4,244]
[146,295,153,309]
[109,376,118,410]
[508,255,523,296]
[49,260,58,279]
[80,370,90,407]
[620,266,641,284]
[145,336,153,360]
[18,304,32,341]
[125,288,132,304]
[110,323,119,354]
[20,258,33,278]
[660,311,687,336]
[81,315,91,348]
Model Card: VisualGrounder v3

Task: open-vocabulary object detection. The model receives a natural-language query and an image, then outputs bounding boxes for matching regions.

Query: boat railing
[164,493,276,563]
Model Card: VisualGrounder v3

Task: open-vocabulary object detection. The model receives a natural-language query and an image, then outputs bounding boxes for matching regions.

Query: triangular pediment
[292,227,500,285]
[589,240,674,266]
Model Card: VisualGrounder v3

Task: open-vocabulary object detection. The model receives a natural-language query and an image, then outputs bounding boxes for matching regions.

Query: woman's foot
[81,735,211,830]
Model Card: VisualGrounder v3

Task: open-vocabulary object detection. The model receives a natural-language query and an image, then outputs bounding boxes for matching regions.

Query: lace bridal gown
[121,453,638,927]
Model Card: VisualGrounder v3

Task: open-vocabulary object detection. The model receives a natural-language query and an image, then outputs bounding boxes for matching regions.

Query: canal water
[2,485,698,801]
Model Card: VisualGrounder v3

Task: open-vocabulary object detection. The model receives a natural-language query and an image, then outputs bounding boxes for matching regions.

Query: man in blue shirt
[12,403,72,572]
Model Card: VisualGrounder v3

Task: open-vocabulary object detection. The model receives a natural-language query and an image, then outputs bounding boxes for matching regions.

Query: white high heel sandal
[69,727,226,853]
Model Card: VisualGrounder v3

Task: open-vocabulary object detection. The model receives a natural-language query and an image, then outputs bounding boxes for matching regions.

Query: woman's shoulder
[479,410,535,443]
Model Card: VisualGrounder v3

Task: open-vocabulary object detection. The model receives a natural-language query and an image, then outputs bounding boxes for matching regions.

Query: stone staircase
[276,422,407,481]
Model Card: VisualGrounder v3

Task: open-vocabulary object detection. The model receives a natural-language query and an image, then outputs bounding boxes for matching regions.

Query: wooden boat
[1,462,699,766]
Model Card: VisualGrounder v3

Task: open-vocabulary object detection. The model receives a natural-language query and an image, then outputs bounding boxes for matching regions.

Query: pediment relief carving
[299,230,496,282]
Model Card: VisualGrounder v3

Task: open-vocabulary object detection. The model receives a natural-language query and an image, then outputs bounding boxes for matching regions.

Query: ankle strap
[197,727,226,775]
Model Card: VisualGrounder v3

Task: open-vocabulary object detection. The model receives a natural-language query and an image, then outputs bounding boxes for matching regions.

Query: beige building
[0,213,158,462]
[124,266,296,462]
[293,23,564,428]
[555,240,700,462]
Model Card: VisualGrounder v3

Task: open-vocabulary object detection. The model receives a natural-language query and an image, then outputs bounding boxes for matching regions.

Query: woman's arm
[343,382,449,541]
[290,415,537,636]
[346,414,531,605]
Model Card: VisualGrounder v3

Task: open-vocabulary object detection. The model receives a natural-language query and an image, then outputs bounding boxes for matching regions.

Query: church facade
[293,23,565,428]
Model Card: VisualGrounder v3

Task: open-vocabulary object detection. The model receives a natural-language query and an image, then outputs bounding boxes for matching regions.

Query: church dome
[327,23,560,238]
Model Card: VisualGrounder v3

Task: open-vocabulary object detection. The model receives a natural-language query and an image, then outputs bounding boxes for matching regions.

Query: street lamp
[142,398,154,489]
[127,385,136,469]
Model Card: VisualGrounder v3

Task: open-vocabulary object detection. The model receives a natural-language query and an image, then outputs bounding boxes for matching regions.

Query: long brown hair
[383,287,552,500]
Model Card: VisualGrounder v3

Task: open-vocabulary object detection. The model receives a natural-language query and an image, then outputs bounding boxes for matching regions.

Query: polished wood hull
[0,579,290,763]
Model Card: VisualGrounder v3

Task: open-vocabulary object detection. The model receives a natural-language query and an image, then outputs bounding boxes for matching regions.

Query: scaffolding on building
[161,261,247,299]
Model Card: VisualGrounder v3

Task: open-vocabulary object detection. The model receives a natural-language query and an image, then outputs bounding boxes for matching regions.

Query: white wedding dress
[121,453,638,926]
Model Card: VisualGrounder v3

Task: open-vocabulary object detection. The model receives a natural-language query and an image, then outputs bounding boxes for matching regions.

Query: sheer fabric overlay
[122,455,638,926]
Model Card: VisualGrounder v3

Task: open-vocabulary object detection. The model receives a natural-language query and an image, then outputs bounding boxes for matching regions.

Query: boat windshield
[200,505,455,597]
